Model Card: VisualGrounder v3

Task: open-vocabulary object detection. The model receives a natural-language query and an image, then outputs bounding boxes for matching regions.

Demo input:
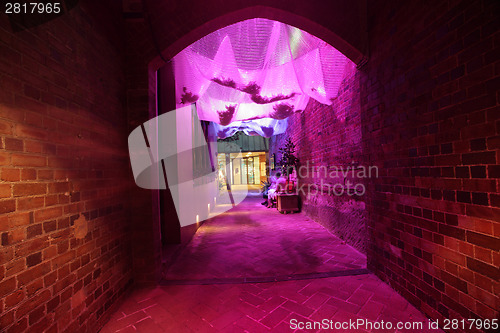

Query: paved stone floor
[101,189,439,332]
[163,191,366,281]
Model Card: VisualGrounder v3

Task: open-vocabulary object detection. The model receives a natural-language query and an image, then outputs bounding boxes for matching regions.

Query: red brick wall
[269,61,368,253]
[360,0,500,326]
[0,3,133,332]
[124,18,163,284]
[272,0,499,328]
[362,0,499,326]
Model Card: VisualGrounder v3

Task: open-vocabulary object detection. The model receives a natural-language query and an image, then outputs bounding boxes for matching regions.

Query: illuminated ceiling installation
[173,18,350,138]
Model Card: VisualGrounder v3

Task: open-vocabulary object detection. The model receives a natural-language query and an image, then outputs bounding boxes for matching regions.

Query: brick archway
[134,4,368,283]
[151,5,367,69]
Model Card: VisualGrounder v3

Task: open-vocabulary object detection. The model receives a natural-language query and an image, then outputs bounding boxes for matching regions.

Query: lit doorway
[230,152,265,185]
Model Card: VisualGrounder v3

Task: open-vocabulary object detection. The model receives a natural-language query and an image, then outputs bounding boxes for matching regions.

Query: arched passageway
[115,9,437,333]
[147,16,365,252]
[126,2,370,284]
[1,0,498,332]
[124,1,500,331]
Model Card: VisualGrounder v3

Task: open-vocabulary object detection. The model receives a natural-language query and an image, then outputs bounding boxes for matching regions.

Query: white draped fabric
[173,18,349,138]
[214,117,288,139]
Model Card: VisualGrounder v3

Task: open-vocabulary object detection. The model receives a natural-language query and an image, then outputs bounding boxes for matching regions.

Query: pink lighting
[173,18,350,137]
[215,117,288,138]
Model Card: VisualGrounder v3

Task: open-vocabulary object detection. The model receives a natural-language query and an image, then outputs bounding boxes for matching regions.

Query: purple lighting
[173,18,351,137]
